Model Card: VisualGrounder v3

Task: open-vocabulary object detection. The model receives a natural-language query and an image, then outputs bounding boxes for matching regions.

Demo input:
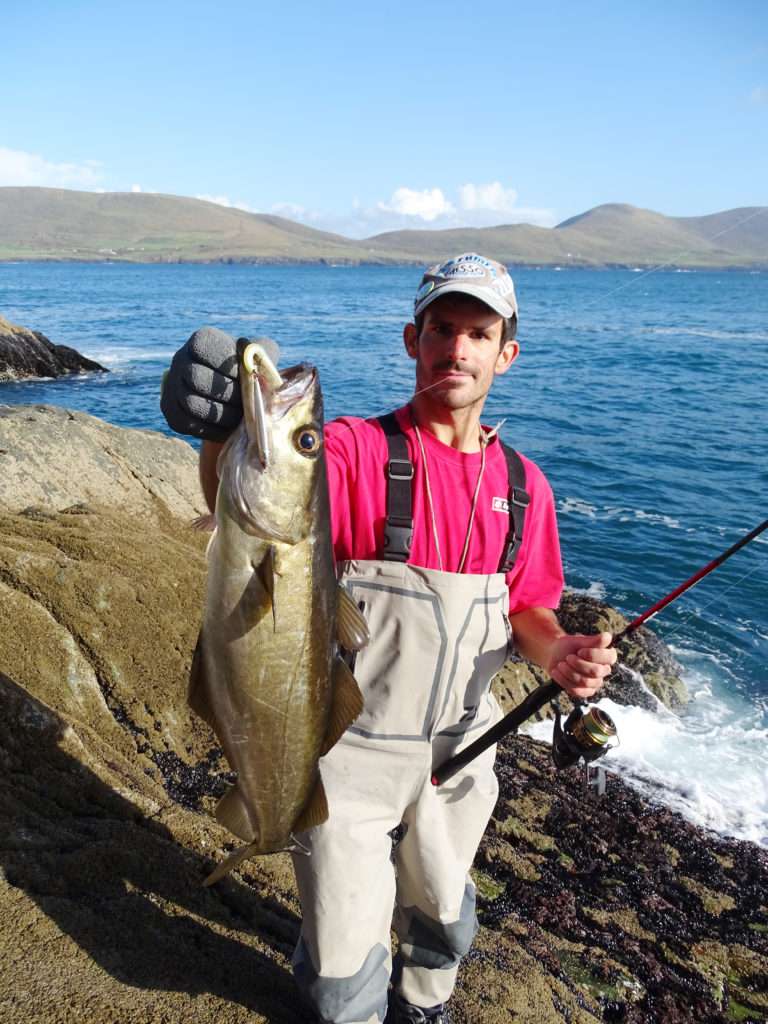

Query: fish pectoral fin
[188,631,216,727]
[203,841,261,887]
[292,776,329,833]
[336,586,370,651]
[215,783,257,842]
[320,657,365,755]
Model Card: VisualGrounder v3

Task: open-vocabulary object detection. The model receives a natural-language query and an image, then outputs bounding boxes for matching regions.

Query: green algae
[583,906,656,943]
[496,815,555,852]
[472,869,505,902]
[680,875,737,916]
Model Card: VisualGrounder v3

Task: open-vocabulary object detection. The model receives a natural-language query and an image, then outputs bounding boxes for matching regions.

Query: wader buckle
[383,521,413,562]
[388,459,414,481]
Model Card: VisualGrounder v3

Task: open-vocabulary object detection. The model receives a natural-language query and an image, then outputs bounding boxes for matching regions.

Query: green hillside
[0,188,766,268]
[367,204,768,267]
[0,188,404,264]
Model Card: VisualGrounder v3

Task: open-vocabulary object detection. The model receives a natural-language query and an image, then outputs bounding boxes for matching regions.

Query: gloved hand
[160,327,243,442]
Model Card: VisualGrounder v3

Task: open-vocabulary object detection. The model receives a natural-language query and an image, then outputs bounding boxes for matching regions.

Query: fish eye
[294,427,322,457]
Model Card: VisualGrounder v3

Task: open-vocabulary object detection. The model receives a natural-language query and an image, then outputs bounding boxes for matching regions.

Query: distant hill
[0,188,400,264]
[0,188,766,268]
[366,203,768,267]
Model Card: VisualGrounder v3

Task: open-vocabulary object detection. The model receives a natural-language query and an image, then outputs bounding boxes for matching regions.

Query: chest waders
[292,415,529,1024]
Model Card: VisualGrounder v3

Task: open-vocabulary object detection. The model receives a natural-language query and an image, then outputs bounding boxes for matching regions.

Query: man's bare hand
[546,631,616,700]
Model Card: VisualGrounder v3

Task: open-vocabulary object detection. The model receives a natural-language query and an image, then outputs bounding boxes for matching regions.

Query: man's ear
[495,339,520,376]
[404,322,418,359]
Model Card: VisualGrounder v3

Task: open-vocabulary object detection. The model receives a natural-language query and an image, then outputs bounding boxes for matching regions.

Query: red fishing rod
[432,517,768,786]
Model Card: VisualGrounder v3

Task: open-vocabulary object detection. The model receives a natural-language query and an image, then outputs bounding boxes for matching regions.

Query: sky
[1,1,766,238]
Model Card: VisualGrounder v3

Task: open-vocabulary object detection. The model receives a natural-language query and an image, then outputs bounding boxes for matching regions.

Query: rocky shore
[0,406,765,1024]
[0,315,107,381]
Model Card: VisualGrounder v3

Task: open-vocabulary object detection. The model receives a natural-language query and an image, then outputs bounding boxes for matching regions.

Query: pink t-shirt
[325,406,563,614]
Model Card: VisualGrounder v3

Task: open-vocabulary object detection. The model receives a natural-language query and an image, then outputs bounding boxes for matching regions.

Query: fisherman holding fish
[162,253,617,1024]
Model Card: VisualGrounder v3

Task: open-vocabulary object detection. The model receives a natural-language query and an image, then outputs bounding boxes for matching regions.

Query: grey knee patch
[293,937,390,1023]
[394,882,478,970]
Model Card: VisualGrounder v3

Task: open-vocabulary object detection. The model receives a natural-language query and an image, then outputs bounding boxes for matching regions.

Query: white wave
[558,496,597,518]
[567,580,607,600]
[88,347,172,365]
[525,669,768,847]
[644,326,768,342]
[558,497,683,531]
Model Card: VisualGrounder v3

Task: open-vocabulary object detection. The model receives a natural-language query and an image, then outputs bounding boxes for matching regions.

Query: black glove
[160,327,244,442]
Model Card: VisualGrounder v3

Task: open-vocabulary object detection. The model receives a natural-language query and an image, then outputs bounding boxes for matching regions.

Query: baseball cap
[414,253,518,320]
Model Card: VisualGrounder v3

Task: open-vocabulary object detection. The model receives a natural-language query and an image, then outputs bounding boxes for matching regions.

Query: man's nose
[447,331,470,360]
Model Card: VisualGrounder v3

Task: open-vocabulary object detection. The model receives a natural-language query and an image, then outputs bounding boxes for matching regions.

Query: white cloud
[377,186,455,222]
[0,146,103,188]
[270,201,323,222]
[131,184,142,193]
[459,181,519,213]
[199,182,556,238]
[751,86,768,104]
[195,193,257,213]
[316,182,557,236]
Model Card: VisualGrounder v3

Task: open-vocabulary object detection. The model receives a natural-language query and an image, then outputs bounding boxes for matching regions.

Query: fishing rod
[431,517,768,787]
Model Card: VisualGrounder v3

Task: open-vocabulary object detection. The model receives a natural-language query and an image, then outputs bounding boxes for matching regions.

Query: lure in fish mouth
[227,339,324,544]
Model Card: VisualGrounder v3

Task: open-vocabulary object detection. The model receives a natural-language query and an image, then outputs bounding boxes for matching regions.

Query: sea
[1,261,766,846]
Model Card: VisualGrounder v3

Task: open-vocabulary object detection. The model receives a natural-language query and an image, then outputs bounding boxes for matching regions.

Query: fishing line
[640,561,765,649]
[598,206,768,300]
[331,371,491,444]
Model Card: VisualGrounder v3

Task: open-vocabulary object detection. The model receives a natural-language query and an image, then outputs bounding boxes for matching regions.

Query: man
[161,253,616,1024]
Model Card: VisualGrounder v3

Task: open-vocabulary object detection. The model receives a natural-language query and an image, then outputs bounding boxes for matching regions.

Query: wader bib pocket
[338,560,509,742]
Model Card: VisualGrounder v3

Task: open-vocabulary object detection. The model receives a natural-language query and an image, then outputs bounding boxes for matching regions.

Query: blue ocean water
[1,262,766,843]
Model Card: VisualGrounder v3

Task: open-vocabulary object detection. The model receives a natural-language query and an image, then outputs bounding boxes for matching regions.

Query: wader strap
[379,413,414,562]
[498,442,530,573]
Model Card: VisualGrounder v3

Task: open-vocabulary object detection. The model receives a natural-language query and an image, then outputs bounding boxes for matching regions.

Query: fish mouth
[241,350,316,470]
[271,364,317,420]
[229,361,319,541]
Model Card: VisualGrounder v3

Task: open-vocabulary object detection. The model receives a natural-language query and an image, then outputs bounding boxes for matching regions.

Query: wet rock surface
[0,411,764,1023]
[0,315,107,381]
[474,736,768,1024]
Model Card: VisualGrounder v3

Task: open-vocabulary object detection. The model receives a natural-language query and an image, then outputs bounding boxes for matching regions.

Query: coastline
[1,256,767,270]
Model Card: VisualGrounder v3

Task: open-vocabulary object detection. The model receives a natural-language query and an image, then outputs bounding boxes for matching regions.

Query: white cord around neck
[410,409,490,574]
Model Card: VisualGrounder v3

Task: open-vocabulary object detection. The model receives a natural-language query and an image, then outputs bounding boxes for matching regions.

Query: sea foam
[525,666,768,848]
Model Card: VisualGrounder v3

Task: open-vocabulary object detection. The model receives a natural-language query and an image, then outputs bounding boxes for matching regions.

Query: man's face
[403,296,519,412]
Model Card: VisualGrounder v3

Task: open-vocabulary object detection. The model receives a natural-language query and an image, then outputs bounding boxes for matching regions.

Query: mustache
[431,360,475,374]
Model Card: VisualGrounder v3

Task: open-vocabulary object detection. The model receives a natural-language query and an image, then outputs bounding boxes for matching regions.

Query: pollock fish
[189,339,367,884]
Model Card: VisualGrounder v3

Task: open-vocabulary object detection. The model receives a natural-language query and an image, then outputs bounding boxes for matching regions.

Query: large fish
[189,339,367,884]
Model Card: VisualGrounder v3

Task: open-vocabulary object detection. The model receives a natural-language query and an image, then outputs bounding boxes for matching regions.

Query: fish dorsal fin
[214,783,257,842]
[203,840,261,887]
[336,586,370,651]
[188,631,216,727]
[292,775,329,833]
[320,657,365,755]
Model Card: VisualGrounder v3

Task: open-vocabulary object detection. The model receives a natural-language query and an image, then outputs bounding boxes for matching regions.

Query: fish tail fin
[203,840,260,887]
